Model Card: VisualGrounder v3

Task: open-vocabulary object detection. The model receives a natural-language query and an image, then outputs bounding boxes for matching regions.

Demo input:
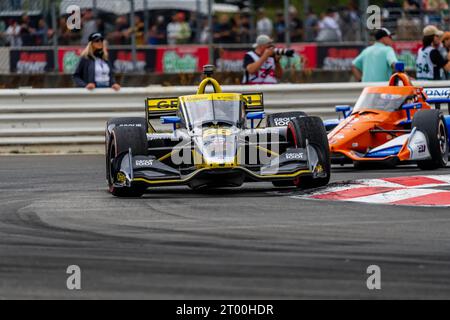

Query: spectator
[5,19,22,47]
[242,35,283,85]
[214,14,233,43]
[237,13,251,43]
[403,0,421,18]
[199,17,210,44]
[383,0,403,31]
[20,15,35,46]
[441,32,450,55]
[440,32,450,78]
[340,3,361,42]
[352,28,398,82]
[416,25,450,80]
[304,8,319,42]
[316,8,342,42]
[128,15,145,45]
[0,19,6,46]
[73,32,120,91]
[107,15,129,45]
[167,12,191,45]
[288,5,303,43]
[189,12,200,42]
[274,10,286,43]
[58,16,79,45]
[81,9,98,45]
[256,8,273,37]
[148,15,167,45]
[424,0,448,25]
[33,18,53,46]
[397,1,422,40]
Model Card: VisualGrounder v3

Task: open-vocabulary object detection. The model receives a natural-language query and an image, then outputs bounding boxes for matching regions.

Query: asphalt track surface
[1,155,450,299]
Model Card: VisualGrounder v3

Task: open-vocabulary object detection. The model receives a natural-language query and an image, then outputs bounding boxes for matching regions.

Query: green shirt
[352,42,398,82]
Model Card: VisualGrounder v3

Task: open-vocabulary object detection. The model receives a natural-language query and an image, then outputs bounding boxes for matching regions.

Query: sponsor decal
[286,152,305,160]
[10,50,54,74]
[274,117,296,127]
[58,47,82,74]
[135,159,154,167]
[118,123,142,127]
[155,46,209,73]
[392,41,422,70]
[424,88,450,97]
[317,45,363,71]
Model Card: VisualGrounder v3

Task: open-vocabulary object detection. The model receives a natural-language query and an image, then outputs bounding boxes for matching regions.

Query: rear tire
[107,126,148,197]
[287,116,331,189]
[412,110,448,170]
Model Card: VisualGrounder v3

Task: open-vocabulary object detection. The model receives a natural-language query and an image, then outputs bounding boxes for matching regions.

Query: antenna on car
[203,65,215,78]
[197,65,222,94]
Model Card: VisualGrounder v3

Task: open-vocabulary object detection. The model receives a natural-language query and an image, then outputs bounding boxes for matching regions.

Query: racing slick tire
[267,111,307,127]
[286,116,331,189]
[105,117,148,179]
[412,110,449,170]
[107,126,148,197]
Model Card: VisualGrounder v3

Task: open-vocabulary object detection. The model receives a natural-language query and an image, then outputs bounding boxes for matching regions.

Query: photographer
[242,35,283,85]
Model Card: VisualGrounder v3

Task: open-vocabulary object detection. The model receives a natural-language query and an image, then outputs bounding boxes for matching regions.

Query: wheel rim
[438,120,448,162]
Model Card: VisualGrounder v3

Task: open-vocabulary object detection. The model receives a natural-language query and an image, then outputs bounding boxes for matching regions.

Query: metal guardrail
[1,80,450,153]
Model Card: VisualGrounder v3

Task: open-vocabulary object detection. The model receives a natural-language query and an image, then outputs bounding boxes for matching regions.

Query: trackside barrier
[1,81,449,153]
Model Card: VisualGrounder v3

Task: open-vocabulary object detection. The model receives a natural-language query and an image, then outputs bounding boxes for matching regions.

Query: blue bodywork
[365,146,402,158]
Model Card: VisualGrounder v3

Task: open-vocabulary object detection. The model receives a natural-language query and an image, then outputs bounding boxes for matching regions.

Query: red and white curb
[292,175,450,207]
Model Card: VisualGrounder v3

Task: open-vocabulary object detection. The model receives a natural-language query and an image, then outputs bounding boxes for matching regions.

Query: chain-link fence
[1,0,450,74]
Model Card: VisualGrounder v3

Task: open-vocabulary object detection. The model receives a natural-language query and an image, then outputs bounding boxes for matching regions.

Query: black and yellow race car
[105,66,330,197]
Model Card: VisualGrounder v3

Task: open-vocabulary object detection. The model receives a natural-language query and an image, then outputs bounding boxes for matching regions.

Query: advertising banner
[317,45,364,70]
[58,47,83,74]
[10,49,54,74]
[108,49,156,73]
[392,41,422,70]
[155,46,209,73]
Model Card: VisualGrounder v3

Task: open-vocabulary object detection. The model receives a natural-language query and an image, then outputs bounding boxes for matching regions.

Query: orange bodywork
[328,75,432,163]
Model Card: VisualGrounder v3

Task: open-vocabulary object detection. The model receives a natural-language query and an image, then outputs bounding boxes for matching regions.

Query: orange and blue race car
[326,62,450,170]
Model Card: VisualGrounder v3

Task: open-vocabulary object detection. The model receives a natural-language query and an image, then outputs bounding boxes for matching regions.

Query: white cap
[253,35,273,48]
[423,25,444,37]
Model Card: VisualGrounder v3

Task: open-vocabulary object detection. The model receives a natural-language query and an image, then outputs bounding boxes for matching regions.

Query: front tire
[287,116,331,189]
[107,126,148,197]
[412,110,448,170]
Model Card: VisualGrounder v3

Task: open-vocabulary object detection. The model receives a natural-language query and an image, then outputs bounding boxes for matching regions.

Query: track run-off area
[1,155,450,299]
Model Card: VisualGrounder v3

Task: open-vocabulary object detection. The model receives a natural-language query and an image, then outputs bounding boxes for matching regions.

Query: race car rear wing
[146,97,179,132]
[242,92,264,113]
[424,87,450,114]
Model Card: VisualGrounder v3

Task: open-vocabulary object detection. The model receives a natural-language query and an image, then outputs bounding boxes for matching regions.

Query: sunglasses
[92,38,104,43]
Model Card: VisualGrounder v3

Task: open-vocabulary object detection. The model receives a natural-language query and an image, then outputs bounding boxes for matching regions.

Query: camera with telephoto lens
[273,48,295,57]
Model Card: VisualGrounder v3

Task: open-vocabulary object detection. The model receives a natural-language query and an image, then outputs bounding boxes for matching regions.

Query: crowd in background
[0,0,449,47]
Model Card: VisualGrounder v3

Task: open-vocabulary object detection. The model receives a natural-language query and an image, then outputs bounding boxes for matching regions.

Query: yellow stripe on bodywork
[181,93,241,103]
[132,167,312,185]
[147,98,178,111]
